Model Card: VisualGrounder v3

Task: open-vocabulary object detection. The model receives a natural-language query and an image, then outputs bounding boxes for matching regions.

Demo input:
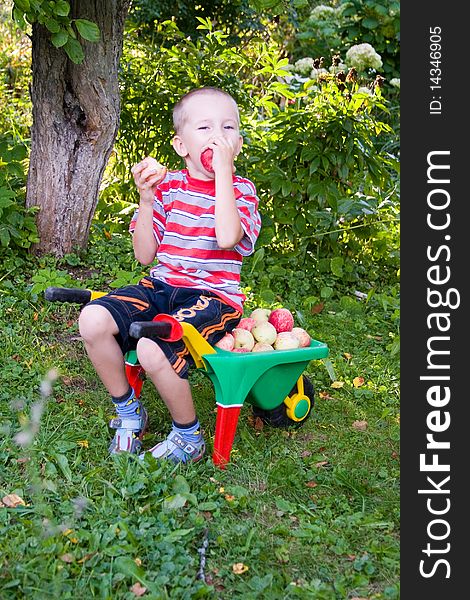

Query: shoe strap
[150,431,200,459]
[109,416,143,430]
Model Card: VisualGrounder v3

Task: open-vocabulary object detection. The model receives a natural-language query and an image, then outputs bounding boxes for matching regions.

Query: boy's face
[172,93,243,180]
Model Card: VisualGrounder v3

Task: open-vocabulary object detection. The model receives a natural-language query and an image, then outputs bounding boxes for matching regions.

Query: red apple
[232,327,255,351]
[215,332,235,351]
[200,148,214,173]
[238,317,256,332]
[274,331,300,350]
[292,327,311,348]
[232,347,251,353]
[252,342,274,352]
[249,308,271,325]
[269,308,294,333]
[252,321,277,345]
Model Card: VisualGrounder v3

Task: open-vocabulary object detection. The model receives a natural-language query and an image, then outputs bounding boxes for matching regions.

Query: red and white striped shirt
[129,169,261,311]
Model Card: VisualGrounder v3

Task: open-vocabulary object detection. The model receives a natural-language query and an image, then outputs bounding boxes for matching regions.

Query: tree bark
[26,0,131,256]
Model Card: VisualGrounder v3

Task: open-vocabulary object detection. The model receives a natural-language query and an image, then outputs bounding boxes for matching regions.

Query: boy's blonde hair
[172,87,240,134]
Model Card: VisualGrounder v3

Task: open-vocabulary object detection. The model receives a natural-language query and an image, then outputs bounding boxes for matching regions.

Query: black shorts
[86,277,242,379]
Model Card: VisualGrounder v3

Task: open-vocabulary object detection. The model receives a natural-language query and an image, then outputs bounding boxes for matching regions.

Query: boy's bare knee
[79,305,117,342]
[136,338,166,372]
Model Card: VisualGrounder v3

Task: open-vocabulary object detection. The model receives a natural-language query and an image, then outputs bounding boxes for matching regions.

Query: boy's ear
[235,135,243,159]
[172,135,188,158]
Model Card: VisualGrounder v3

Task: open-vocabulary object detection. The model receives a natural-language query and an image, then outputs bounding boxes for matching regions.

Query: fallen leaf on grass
[319,391,334,399]
[232,562,249,574]
[77,552,96,564]
[60,553,75,563]
[343,352,352,360]
[305,481,317,488]
[311,302,324,314]
[300,450,312,458]
[352,420,368,431]
[1,494,26,508]
[315,461,329,468]
[77,440,89,448]
[224,494,235,502]
[130,582,147,597]
[331,381,344,389]
[353,376,365,388]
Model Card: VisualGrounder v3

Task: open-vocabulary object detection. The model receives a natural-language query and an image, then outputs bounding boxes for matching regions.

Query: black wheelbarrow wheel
[251,375,315,428]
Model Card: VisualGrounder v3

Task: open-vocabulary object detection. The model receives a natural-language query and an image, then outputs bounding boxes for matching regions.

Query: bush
[99,18,398,302]
[0,136,39,256]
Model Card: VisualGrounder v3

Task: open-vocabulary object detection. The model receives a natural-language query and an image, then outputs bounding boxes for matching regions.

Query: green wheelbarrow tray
[201,340,329,411]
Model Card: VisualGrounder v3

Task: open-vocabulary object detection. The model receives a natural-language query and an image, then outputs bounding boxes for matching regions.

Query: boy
[79,87,261,464]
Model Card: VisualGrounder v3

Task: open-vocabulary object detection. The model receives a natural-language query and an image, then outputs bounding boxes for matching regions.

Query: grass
[0,251,400,599]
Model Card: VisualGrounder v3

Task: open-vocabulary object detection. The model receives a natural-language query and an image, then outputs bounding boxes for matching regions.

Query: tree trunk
[26,0,131,256]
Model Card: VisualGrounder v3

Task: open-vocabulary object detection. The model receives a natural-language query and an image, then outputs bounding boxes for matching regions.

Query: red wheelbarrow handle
[129,315,183,343]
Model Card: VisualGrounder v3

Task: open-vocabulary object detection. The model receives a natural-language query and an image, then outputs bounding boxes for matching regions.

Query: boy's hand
[207,137,238,175]
[131,157,167,204]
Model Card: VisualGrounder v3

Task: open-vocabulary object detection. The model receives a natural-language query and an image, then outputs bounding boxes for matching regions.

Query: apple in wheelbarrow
[252,321,277,346]
[249,308,271,324]
[232,327,255,351]
[269,308,294,333]
[273,331,300,350]
[292,327,311,348]
[237,317,256,332]
[252,342,274,352]
[215,332,235,351]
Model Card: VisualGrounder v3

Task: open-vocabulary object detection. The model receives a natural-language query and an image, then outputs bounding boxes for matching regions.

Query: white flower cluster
[294,57,316,76]
[310,68,329,81]
[310,4,337,20]
[345,43,383,71]
[329,62,347,75]
[390,78,400,89]
[356,86,372,95]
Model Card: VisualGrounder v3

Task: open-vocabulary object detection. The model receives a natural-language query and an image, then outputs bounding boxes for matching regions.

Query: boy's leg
[135,288,241,464]
[78,286,159,454]
[78,304,129,396]
[136,337,195,424]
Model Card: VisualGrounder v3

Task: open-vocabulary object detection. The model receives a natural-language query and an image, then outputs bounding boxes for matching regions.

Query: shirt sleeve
[129,184,167,245]
[233,179,262,257]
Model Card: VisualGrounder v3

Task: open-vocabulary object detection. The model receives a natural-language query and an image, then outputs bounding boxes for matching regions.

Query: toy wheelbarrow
[45,287,329,468]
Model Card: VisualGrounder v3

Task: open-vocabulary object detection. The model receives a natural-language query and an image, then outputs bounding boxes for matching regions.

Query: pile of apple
[215,307,312,353]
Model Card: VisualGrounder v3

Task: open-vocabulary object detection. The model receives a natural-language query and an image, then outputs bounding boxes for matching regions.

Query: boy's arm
[131,158,167,265]
[212,138,244,249]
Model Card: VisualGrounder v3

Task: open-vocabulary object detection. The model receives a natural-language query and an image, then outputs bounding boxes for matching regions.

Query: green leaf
[250,247,265,274]
[12,7,27,28]
[172,475,190,495]
[54,454,72,482]
[163,494,187,510]
[260,288,276,304]
[13,0,30,11]
[10,144,28,161]
[54,1,70,16]
[330,256,344,277]
[113,556,146,582]
[75,18,100,42]
[198,501,219,511]
[309,157,320,175]
[51,30,69,48]
[362,17,379,29]
[45,17,60,33]
[0,228,10,246]
[320,286,333,299]
[64,36,84,63]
